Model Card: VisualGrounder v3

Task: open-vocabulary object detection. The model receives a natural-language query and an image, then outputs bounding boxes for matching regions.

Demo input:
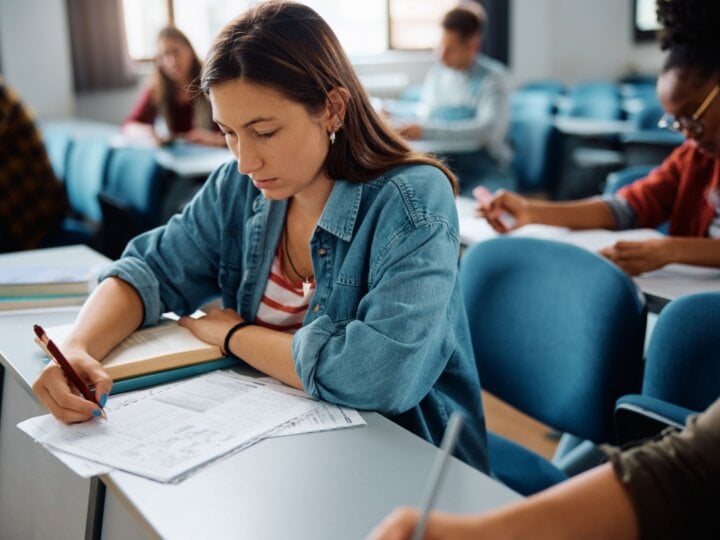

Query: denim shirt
[100,160,488,472]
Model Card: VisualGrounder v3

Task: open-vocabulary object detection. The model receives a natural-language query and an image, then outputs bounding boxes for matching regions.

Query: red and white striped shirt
[254,243,315,333]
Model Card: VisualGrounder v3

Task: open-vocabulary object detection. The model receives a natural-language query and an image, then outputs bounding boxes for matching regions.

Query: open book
[39,319,228,381]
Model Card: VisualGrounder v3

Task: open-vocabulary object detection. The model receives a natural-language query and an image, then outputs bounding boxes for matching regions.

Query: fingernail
[92,409,102,417]
[99,393,108,407]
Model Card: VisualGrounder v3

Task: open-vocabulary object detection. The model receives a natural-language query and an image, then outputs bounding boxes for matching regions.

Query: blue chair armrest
[614,394,695,446]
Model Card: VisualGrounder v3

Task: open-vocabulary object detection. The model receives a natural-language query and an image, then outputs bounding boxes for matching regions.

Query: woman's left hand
[599,238,670,276]
[178,308,244,351]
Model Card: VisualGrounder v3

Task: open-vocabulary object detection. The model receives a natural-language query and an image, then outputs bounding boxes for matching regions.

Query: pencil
[33,324,106,418]
[411,411,463,540]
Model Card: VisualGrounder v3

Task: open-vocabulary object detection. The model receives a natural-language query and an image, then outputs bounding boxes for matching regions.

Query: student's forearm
[662,237,720,267]
[226,325,303,389]
[475,464,639,540]
[63,277,144,361]
[527,198,616,230]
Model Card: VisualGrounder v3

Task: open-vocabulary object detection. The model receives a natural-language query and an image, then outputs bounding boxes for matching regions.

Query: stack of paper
[18,370,365,483]
[0,265,100,311]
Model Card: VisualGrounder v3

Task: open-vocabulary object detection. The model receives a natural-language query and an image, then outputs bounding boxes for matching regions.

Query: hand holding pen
[32,324,110,422]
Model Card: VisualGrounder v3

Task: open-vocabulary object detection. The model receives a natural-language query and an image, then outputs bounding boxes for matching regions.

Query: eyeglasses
[657,83,720,137]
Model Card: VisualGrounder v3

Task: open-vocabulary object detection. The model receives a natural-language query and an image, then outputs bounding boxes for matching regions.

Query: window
[122,0,458,61]
[633,0,661,42]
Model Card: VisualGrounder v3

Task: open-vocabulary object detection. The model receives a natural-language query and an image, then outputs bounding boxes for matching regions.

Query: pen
[411,412,463,540]
[33,324,106,419]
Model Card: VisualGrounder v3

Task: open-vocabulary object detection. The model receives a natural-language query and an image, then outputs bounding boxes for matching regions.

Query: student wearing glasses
[478,0,720,276]
[31,2,489,475]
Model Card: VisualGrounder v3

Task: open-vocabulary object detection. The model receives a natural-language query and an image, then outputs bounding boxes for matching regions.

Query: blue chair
[40,124,73,182]
[508,118,561,193]
[615,292,720,444]
[460,237,647,495]
[99,146,167,258]
[557,81,622,120]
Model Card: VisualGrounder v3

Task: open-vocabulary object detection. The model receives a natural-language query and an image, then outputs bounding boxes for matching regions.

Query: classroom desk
[0,245,111,539]
[456,197,720,312]
[154,142,234,178]
[0,274,520,539]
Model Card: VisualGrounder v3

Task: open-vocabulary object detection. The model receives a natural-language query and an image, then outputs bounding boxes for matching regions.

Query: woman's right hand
[477,189,532,233]
[32,349,112,423]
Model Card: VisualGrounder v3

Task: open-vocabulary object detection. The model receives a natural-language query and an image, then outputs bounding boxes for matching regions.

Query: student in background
[0,76,67,252]
[32,2,489,474]
[370,397,720,540]
[392,3,513,193]
[123,26,224,147]
[480,0,720,276]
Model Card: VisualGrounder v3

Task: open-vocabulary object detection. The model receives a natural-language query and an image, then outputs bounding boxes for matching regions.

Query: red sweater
[618,142,720,237]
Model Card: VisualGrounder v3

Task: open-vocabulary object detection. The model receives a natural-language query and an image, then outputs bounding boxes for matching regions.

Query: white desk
[456,197,720,311]
[553,117,634,137]
[0,250,520,539]
[154,143,234,178]
[0,246,111,539]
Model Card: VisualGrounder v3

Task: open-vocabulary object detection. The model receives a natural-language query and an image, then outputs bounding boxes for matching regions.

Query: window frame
[126,0,450,63]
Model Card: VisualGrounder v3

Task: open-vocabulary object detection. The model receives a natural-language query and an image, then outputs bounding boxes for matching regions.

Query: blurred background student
[390,2,513,194]
[123,26,224,147]
[479,0,720,276]
[0,76,67,253]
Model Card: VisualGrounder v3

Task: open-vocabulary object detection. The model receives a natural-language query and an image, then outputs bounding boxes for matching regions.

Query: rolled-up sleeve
[293,217,459,415]
[605,398,720,539]
[98,162,237,327]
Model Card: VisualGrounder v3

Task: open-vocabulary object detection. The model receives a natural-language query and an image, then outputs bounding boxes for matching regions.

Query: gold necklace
[283,224,313,296]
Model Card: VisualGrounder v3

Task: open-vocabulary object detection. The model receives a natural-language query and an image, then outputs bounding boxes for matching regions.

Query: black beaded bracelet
[223,321,251,359]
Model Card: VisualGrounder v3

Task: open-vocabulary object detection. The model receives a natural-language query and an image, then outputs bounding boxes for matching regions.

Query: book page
[22,370,319,483]
[44,319,222,379]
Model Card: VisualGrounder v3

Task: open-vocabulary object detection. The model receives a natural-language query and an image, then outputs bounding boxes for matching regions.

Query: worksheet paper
[18,371,366,482]
[20,370,319,483]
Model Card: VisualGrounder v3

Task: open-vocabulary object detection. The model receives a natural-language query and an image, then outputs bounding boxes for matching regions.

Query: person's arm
[600,237,720,275]
[371,398,720,540]
[122,86,162,144]
[369,463,638,540]
[177,308,301,389]
[31,277,144,423]
[480,190,616,233]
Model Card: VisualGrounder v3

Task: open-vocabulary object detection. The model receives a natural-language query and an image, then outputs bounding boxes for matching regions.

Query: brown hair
[154,26,212,133]
[201,1,459,193]
[442,3,487,42]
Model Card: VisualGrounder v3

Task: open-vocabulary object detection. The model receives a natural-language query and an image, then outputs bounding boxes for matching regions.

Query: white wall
[0,0,75,118]
[0,0,666,123]
[511,0,664,86]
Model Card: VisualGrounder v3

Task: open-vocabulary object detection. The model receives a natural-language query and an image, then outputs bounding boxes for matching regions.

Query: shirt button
[312,304,321,313]
[318,247,328,256]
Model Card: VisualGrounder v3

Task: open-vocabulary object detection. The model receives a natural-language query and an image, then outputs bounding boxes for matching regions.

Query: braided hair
[657,0,720,77]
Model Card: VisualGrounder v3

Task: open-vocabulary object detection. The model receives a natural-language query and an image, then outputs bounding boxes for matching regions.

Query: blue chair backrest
[518,79,566,96]
[40,124,74,182]
[557,82,622,120]
[511,89,558,119]
[643,292,720,411]
[460,237,647,443]
[509,118,561,192]
[64,136,112,223]
[104,147,165,229]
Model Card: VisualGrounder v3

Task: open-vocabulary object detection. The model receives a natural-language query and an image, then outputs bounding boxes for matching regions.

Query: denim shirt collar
[316,179,364,242]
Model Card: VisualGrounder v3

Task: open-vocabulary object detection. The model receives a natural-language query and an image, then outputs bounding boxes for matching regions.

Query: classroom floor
[482,391,558,460]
